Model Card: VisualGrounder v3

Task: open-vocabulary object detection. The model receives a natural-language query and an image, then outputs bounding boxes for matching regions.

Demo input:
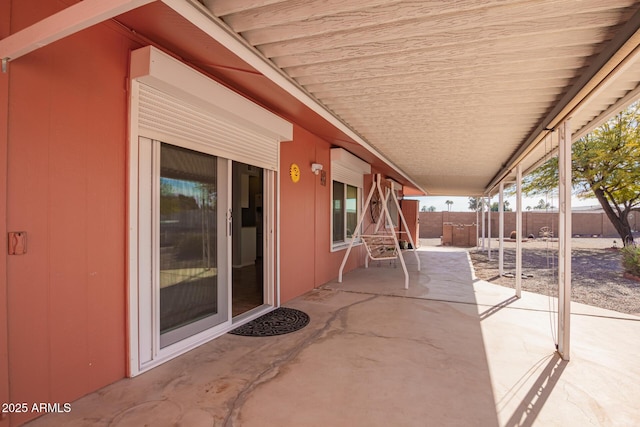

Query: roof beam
[284,45,595,79]
[259,5,630,57]
[304,67,580,93]
[201,0,284,17]
[295,56,585,86]
[485,6,640,193]
[273,25,615,68]
[0,0,155,66]
[243,0,625,46]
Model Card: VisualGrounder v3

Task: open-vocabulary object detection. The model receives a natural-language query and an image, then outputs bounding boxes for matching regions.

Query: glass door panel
[231,162,265,317]
[158,143,226,348]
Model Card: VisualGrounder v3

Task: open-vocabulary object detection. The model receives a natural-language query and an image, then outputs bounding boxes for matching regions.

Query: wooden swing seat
[361,234,398,260]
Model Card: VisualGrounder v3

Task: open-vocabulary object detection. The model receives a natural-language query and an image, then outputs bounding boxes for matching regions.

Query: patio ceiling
[113,0,640,195]
[4,1,640,194]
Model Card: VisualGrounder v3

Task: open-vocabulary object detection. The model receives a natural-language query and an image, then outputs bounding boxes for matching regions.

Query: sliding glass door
[158,143,226,347]
[136,138,274,370]
[137,138,229,362]
[231,162,265,318]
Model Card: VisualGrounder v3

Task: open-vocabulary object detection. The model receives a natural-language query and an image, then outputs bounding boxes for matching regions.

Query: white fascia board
[160,0,425,193]
[131,45,293,142]
[0,0,155,63]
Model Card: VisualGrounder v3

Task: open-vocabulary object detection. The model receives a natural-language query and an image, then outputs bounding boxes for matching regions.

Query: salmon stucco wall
[279,126,364,303]
[0,1,10,424]
[279,126,318,303]
[5,15,134,425]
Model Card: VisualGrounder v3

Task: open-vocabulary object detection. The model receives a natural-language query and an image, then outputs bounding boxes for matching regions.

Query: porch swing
[338,174,421,289]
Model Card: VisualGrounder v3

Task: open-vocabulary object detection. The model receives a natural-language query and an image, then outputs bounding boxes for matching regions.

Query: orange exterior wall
[3,2,382,423]
[4,5,135,424]
[1,1,11,425]
[279,125,365,303]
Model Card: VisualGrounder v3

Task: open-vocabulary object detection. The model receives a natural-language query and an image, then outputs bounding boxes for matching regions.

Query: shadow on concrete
[479,295,520,320]
[27,247,596,426]
[324,248,501,426]
[502,353,568,427]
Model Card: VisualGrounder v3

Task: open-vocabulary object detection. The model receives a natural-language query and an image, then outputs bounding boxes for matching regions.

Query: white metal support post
[515,164,523,298]
[499,183,505,276]
[476,206,479,247]
[373,184,391,234]
[377,179,410,289]
[481,198,486,250]
[488,196,492,260]
[558,121,572,360]
[389,188,421,272]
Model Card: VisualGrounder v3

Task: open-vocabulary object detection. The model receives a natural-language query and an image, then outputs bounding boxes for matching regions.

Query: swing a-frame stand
[338,174,420,289]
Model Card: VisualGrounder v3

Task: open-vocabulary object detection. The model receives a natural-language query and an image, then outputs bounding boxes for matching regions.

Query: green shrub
[621,244,640,277]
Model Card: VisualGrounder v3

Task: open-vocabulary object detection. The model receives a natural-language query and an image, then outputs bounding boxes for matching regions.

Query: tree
[521,102,640,245]
[470,197,511,211]
[533,198,551,211]
[468,197,481,211]
[490,200,512,211]
[427,205,437,212]
[445,200,453,211]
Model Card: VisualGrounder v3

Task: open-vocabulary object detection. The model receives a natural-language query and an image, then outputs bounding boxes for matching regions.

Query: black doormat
[229,307,310,337]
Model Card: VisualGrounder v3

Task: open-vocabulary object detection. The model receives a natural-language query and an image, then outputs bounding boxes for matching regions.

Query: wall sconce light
[311,163,323,175]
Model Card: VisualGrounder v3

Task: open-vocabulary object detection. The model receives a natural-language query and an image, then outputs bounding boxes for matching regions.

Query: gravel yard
[421,238,640,316]
[462,237,640,316]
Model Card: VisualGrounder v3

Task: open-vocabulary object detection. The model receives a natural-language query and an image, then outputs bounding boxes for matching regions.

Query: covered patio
[3,2,640,425]
[27,246,640,426]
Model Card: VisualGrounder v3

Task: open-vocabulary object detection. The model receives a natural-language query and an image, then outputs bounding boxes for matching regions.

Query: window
[330,148,370,250]
[333,181,360,244]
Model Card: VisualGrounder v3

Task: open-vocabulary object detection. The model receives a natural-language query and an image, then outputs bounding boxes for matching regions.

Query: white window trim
[331,182,362,251]
[330,149,371,251]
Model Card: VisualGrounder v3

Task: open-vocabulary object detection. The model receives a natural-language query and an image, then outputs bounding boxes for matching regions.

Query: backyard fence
[419,211,639,239]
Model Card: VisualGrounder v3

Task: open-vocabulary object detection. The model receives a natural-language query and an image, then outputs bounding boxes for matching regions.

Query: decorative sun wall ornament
[289,163,301,183]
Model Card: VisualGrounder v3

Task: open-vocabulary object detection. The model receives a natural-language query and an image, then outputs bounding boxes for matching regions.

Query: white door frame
[134,137,233,374]
[130,138,277,375]
[127,46,291,376]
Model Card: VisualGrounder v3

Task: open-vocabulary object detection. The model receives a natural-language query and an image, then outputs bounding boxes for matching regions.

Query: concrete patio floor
[27,246,640,426]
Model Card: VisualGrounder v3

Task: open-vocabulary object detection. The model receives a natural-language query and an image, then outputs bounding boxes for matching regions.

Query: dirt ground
[426,238,640,316]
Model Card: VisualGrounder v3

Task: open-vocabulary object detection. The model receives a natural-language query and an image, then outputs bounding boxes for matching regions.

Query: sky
[405,195,599,212]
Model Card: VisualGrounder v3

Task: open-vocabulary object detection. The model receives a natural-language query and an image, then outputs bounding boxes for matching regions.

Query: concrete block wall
[419,211,639,239]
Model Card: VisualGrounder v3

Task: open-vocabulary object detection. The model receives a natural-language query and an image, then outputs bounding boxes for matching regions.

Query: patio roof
[3,0,640,195]
[160,0,640,195]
